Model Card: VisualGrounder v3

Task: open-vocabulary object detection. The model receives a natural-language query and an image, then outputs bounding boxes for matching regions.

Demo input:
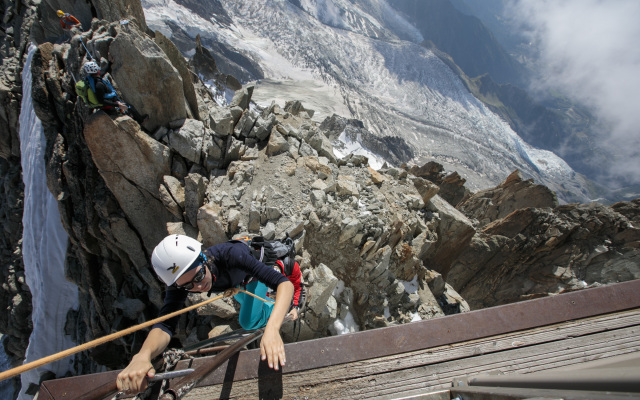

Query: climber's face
[174,263,213,292]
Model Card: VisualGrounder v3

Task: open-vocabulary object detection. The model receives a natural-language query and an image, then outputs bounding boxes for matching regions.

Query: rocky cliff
[0,0,639,391]
[0,0,38,381]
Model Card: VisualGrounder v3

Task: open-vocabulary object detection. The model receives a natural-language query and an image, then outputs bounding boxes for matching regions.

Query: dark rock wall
[0,0,160,375]
[0,0,37,371]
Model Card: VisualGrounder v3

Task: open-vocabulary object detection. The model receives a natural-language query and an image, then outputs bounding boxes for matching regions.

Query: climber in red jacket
[57,10,81,32]
[271,257,306,320]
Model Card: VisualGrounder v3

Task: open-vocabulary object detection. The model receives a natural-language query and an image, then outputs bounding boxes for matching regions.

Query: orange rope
[0,293,223,382]
[236,287,275,304]
[0,286,277,382]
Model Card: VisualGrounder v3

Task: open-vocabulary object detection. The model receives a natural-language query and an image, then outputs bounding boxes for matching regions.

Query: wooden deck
[37,280,640,399]
[183,309,640,399]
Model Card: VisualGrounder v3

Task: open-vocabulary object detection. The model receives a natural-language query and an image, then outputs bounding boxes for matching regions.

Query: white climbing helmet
[82,61,100,75]
[151,234,202,286]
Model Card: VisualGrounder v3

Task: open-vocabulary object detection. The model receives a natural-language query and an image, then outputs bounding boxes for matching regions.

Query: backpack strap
[229,237,264,262]
[86,76,97,93]
[281,256,294,276]
[101,77,118,100]
[254,246,264,262]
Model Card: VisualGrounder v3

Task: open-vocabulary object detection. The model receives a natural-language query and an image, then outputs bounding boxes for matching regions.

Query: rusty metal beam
[39,372,116,399]
[37,279,640,398]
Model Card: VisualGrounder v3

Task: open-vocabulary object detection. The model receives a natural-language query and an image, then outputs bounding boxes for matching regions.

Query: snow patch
[330,311,359,335]
[400,275,419,294]
[333,130,385,170]
[332,280,345,297]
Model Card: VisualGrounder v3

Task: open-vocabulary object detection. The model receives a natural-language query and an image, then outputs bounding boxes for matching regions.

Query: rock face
[446,202,640,309]
[18,8,475,371]
[0,0,638,390]
[83,112,176,254]
[408,161,471,207]
[423,171,640,310]
[0,160,29,365]
[457,170,558,228]
[26,12,484,365]
[109,22,189,131]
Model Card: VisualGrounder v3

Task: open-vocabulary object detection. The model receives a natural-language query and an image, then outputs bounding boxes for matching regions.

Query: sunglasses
[174,253,208,291]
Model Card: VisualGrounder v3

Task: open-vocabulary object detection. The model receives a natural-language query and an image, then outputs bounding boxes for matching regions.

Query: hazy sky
[507,0,640,186]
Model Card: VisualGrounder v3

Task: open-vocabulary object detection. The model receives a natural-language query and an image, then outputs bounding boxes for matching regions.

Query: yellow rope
[0,286,277,382]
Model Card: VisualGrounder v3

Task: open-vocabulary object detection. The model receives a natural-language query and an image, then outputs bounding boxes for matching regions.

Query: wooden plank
[182,317,640,399]
[356,330,640,399]
[354,329,639,399]
[188,308,640,385]
[38,370,120,400]
[336,328,640,399]
[41,309,640,399]
[184,281,640,386]
[37,280,640,399]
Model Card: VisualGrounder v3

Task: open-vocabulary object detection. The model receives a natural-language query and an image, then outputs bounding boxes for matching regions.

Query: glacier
[15,45,79,400]
[142,0,591,202]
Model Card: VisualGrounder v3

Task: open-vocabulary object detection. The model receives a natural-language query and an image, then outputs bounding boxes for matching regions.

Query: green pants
[234,280,274,330]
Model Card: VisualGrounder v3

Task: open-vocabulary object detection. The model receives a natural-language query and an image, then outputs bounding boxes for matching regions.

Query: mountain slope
[1,1,638,392]
[143,0,592,203]
[449,0,530,62]
[387,0,527,86]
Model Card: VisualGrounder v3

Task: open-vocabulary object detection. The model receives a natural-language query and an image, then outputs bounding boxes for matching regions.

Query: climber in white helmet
[116,234,294,395]
[81,60,148,126]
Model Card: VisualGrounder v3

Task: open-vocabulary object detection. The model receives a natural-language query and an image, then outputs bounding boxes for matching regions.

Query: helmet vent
[187,246,196,252]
